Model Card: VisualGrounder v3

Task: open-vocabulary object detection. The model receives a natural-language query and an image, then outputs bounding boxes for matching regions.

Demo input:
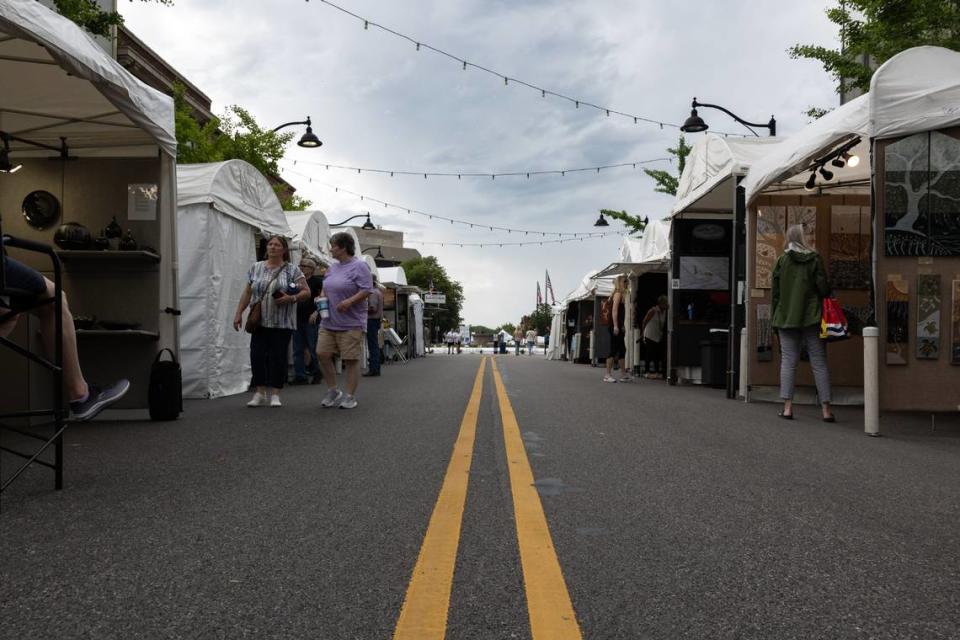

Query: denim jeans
[292,320,318,378]
[367,317,381,374]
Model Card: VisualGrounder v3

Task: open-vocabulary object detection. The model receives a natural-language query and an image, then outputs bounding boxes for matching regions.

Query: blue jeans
[367,317,381,374]
[292,320,318,378]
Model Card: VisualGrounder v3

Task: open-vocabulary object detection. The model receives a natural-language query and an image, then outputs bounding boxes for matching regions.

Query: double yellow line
[393,357,581,639]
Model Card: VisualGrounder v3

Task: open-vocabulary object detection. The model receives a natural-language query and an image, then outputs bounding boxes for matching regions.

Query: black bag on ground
[149,348,182,421]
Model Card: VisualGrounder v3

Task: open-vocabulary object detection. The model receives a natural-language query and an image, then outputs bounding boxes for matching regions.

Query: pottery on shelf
[119,229,138,251]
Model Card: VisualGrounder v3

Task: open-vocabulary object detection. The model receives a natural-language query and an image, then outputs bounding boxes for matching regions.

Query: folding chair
[0,223,66,511]
[384,328,408,364]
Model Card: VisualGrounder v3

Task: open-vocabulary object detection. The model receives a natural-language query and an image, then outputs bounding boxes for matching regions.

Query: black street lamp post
[272,116,322,148]
[331,212,376,230]
[362,245,385,260]
[680,98,776,137]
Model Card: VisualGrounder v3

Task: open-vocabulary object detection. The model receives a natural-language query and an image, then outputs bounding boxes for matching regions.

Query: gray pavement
[2,354,959,639]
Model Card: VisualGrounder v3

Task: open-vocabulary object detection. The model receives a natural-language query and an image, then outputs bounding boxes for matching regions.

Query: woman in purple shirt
[316,232,373,409]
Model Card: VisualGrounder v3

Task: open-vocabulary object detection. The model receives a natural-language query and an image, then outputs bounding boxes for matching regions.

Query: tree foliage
[601,209,648,236]
[401,256,464,332]
[499,322,517,336]
[172,86,311,210]
[790,0,960,95]
[525,303,554,335]
[53,0,173,37]
[642,136,692,197]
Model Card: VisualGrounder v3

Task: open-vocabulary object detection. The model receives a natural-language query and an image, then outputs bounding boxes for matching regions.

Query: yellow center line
[393,357,487,640]
[490,358,582,639]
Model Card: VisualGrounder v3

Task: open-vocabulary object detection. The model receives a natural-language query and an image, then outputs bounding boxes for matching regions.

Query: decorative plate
[22,190,61,230]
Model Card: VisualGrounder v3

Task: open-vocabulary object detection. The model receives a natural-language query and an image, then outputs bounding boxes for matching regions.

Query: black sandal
[822,415,836,423]
[778,411,793,420]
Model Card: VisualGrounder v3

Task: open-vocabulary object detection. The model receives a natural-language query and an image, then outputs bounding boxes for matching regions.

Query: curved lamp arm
[691,99,776,137]
[272,117,311,132]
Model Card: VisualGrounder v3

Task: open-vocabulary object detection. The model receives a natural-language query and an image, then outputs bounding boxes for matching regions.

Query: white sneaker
[321,388,344,408]
[339,394,358,409]
[619,375,633,382]
[269,395,282,407]
[247,392,268,407]
[602,375,617,383]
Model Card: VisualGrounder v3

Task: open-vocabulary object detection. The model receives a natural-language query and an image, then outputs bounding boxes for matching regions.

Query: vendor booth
[561,270,614,365]
[0,0,178,414]
[742,46,960,411]
[594,220,671,373]
[176,160,294,398]
[286,209,332,266]
[378,266,420,360]
[668,134,783,389]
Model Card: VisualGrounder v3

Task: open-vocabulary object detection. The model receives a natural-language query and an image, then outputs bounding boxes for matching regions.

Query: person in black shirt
[291,257,324,384]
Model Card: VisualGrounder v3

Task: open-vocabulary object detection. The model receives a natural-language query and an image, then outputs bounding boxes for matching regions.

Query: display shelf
[76,329,159,340]
[56,250,160,263]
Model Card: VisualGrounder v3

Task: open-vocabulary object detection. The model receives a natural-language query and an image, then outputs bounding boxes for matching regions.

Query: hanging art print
[916,274,941,359]
[953,280,960,365]
[756,304,773,362]
[885,131,960,256]
[886,277,909,365]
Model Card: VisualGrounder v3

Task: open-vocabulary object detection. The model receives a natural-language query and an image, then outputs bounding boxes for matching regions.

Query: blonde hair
[613,275,628,295]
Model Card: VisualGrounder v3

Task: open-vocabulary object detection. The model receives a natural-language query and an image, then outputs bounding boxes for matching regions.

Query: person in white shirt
[525,328,537,355]
[642,295,669,379]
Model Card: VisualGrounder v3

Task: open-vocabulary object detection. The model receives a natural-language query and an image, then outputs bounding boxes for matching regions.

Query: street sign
[424,293,446,304]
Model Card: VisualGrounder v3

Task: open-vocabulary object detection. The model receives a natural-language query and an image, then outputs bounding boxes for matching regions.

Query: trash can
[700,329,728,388]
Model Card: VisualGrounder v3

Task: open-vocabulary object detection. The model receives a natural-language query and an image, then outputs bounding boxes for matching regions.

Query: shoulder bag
[244,265,285,334]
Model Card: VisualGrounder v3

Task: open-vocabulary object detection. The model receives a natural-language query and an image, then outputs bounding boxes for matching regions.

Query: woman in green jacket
[771,224,834,422]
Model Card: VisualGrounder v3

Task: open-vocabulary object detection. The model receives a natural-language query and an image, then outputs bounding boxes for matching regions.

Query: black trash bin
[700,329,728,388]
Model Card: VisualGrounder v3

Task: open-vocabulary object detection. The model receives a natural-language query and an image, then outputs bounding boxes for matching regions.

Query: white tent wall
[177,205,254,398]
[409,293,425,357]
[546,306,564,360]
[1,0,178,415]
[287,210,332,266]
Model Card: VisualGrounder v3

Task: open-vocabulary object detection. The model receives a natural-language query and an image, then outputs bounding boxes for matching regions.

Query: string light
[309,0,748,136]
[287,157,670,180]
[405,235,616,248]
[281,165,620,239]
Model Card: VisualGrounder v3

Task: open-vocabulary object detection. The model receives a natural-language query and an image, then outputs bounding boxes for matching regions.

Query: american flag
[536,281,542,306]
[545,270,556,304]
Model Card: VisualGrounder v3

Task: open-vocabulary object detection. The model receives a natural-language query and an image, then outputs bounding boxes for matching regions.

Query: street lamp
[0,131,69,173]
[680,98,776,137]
[594,212,610,227]
[272,116,322,148]
[331,212,376,230]
[362,245,385,260]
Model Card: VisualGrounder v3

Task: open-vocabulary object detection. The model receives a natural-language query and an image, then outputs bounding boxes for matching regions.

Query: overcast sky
[123,0,839,328]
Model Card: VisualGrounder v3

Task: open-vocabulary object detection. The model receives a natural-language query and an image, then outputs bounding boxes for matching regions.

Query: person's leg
[654,340,664,377]
[266,329,292,397]
[306,323,319,377]
[366,317,381,375]
[778,329,801,416]
[643,338,655,377]
[249,328,268,395]
[316,329,339,390]
[36,278,87,400]
[515,340,520,355]
[291,325,307,380]
[802,326,833,418]
[344,359,360,395]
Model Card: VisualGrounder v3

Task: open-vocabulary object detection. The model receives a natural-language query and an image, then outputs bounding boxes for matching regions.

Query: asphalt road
[2,354,959,639]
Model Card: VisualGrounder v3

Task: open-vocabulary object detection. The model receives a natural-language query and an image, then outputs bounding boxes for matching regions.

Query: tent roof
[177,160,292,237]
[0,0,176,158]
[870,46,960,140]
[286,210,333,264]
[378,266,408,287]
[672,135,782,215]
[563,269,615,302]
[741,95,871,204]
[595,219,672,278]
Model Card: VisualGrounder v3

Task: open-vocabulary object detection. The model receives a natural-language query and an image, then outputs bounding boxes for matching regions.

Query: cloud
[124,0,837,326]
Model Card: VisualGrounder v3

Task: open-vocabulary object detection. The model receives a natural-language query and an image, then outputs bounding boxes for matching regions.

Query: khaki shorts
[317,328,363,361]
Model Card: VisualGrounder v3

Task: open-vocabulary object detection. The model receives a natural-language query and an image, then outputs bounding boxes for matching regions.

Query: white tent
[545,305,565,360]
[674,135,785,214]
[409,293,425,357]
[378,266,408,287]
[595,220,672,278]
[287,210,332,265]
[361,254,378,275]
[176,160,292,398]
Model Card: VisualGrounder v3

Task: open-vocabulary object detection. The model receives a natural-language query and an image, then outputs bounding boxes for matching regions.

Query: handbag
[244,265,285,334]
[820,297,849,342]
[149,348,182,421]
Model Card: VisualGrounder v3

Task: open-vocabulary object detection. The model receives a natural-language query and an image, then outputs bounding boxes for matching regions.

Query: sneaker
[269,395,282,407]
[247,392,268,407]
[320,388,344,408]
[619,375,633,382]
[339,394,358,409]
[70,379,131,421]
[602,375,617,383]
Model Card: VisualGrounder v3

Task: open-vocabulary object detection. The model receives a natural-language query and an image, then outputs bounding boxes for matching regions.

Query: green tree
[402,256,464,331]
[172,86,311,210]
[643,135,692,197]
[500,322,517,336]
[600,209,648,236]
[526,303,554,335]
[790,0,960,96]
[53,0,173,37]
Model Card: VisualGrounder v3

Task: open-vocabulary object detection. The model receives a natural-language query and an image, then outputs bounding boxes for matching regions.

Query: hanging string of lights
[288,156,671,180]
[281,165,617,238]
[307,0,746,137]
[405,235,616,248]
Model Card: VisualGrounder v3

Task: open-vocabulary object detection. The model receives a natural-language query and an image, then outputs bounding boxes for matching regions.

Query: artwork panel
[756,304,772,362]
[952,280,960,365]
[886,277,909,365]
[884,132,931,256]
[755,206,785,289]
[916,274,941,359]
[830,205,870,289]
[679,256,729,290]
[788,206,817,249]
[927,131,960,257]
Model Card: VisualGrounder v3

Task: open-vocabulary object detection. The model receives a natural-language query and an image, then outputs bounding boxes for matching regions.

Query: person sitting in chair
[1,256,129,421]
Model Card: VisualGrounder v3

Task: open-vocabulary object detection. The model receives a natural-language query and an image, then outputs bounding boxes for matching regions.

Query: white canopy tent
[595,220,672,278]
[176,160,292,398]
[545,304,565,360]
[378,266,408,287]
[409,293,425,357]
[286,210,332,266]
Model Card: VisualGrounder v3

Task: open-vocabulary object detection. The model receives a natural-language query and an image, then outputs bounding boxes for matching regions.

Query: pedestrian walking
[771,224,834,422]
[291,257,324,385]
[513,327,524,355]
[316,232,374,410]
[363,274,383,377]
[525,328,537,356]
[454,331,462,354]
[603,276,631,382]
[234,235,308,407]
[445,330,455,354]
[642,295,669,379]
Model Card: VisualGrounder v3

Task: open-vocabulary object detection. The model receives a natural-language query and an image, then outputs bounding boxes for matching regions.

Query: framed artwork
[829,206,871,290]
[916,274,941,359]
[679,256,729,290]
[952,280,960,365]
[886,277,909,365]
[754,206,816,289]
[756,304,773,362]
